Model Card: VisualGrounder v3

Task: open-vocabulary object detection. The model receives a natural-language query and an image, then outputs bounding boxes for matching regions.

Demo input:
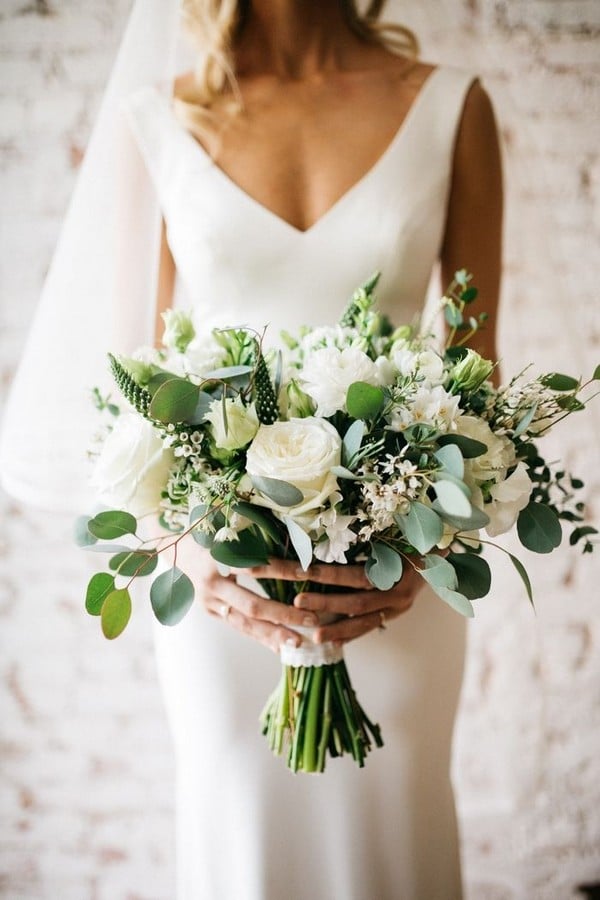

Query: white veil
[0,0,181,512]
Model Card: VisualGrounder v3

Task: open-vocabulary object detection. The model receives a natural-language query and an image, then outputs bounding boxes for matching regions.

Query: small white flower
[485,462,533,537]
[313,507,357,564]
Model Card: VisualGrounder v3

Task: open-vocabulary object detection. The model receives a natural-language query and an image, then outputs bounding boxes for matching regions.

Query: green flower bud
[161,309,196,353]
[285,379,315,418]
[450,349,494,391]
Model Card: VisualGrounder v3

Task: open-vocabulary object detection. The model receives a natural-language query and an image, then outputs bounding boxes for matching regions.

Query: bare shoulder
[459,79,499,144]
[453,78,502,181]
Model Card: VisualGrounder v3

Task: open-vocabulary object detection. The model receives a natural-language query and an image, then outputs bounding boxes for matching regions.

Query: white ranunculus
[300,347,381,417]
[205,397,259,451]
[245,417,341,518]
[90,415,175,516]
[457,415,516,484]
[161,309,195,353]
[485,462,533,537]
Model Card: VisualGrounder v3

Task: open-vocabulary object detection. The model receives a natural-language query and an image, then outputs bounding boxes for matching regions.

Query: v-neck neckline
[151,66,442,237]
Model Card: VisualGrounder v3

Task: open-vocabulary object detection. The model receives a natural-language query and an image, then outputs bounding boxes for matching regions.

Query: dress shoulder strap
[124,86,181,206]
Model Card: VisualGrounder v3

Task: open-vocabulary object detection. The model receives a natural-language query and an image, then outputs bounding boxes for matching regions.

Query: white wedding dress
[127,65,475,900]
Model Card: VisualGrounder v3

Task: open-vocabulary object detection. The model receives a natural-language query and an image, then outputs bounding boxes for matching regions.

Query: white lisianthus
[245,417,341,518]
[300,347,381,417]
[393,345,445,384]
[485,462,533,537]
[90,415,174,516]
[299,325,357,354]
[457,415,516,484]
[205,397,259,451]
[389,385,462,433]
[313,507,358,564]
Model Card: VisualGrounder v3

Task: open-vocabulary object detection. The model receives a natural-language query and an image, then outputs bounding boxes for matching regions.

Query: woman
[1,1,502,898]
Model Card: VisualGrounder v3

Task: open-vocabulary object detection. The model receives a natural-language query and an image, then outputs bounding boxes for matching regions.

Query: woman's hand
[246,558,419,646]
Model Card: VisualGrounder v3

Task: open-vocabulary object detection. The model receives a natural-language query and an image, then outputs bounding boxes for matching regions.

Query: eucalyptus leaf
[420,555,459,591]
[365,543,403,591]
[517,502,562,553]
[233,501,281,542]
[436,434,487,459]
[514,404,538,437]
[149,378,199,423]
[508,552,534,608]
[84,542,136,554]
[101,588,132,639]
[189,390,213,425]
[108,550,157,577]
[283,517,313,571]
[401,502,444,555]
[445,305,463,328]
[432,500,490,531]
[434,444,464,480]
[150,567,195,626]
[74,515,98,547]
[540,372,579,392]
[88,510,137,540]
[85,572,115,616]
[251,475,304,507]
[593,364,600,381]
[433,480,472,517]
[210,530,270,568]
[203,364,254,380]
[346,382,384,420]
[447,552,491,599]
[342,419,365,466]
[330,465,362,481]
[434,586,474,617]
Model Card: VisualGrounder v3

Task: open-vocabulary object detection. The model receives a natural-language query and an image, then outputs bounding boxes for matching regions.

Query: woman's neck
[235,0,359,80]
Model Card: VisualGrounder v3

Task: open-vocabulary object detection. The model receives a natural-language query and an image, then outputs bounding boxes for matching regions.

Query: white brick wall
[1,2,599,898]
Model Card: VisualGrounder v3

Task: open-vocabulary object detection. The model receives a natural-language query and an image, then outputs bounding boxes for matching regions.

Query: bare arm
[441,80,503,374]
[155,218,176,344]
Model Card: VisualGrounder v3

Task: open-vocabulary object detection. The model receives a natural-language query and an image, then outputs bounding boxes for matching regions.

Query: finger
[213,577,321,629]
[224,607,303,654]
[248,559,372,589]
[294,584,414,617]
[314,602,412,645]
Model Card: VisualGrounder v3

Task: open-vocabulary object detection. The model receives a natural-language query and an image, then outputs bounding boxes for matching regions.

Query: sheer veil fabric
[0,0,182,511]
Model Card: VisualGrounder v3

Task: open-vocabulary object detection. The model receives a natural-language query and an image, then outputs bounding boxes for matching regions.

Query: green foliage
[540,373,580,392]
[434,444,464,480]
[101,588,132,639]
[74,515,97,547]
[432,479,472,518]
[108,550,158,577]
[420,556,474,617]
[346,382,384,420]
[365,542,403,591]
[342,419,365,467]
[210,530,270,568]
[150,567,195,626]
[149,378,199,423]
[508,552,534,607]
[517,502,562,553]
[436,433,487,459]
[283,517,313,571]
[251,475,304,507]
[447,552,491,600]
[85,572,115,616]
[88,510,138,540]
[339,271,381,327]
[400,502,443,555]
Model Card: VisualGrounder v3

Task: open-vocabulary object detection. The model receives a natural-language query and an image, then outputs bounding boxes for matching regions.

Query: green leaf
[569,525,599,545]
[108,550,158,577]
[232,501,281,542]
[401,502,444,555]
[461,287,478,303]
[189,504,225,548]
[540,372,579,392]
[436,434,487,459]
[556,395,585,412]
[433,480,472,517]
[445,305,463,328]
[210,530,270,568]
[84,542,135,554]
[101,588,132,639]
[189,391,213,425]
[330,465,364,481]
[514,404,538,437]
[342,419,365,466]
[517,502,562,553]
[593,364,600,381]
[150,567,195,626]
[346,382,384,419]
[85,572,115,616]
[434,444,464,480]
[508,552,534,607]
[365,543,403,591]
[432,500,490,531]
[88,510,137,540]
[74,515,98,547]
[203,364,254,380]
[149,378,199,423]
[447,552,491,599]
[420,555,459,591]
[283,517,313,571]
[434,586,474,617]
[251,475,304,507]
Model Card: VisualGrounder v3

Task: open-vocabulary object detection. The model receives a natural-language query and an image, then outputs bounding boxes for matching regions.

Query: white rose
[245,417,341,518]
[457,415,516,484]
[485,461,533,537]
[90,415,175,516]
[205,397,259,451]
[300,347,381,417]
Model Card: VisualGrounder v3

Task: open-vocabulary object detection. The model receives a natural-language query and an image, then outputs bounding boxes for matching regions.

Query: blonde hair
[176,0,419,130]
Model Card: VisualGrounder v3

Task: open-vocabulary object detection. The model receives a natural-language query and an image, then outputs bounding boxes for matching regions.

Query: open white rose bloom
[77,271,598,773]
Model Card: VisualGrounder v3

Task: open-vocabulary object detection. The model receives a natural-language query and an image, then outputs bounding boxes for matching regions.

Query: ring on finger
[218,602,232,621]
[378,609,387,632]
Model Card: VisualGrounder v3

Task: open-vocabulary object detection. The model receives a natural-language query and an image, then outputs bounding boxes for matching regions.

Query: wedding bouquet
[77,271,598,773]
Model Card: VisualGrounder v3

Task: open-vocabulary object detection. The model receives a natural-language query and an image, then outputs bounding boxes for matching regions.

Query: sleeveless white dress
[127,65,475,900]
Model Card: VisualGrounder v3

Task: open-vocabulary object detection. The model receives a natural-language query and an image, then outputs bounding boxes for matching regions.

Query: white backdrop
[1,2,599,898]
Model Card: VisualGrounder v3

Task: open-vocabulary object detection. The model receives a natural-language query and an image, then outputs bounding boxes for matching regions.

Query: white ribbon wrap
[280,618,344,668]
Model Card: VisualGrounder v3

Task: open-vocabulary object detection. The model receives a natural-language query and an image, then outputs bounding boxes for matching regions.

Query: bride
[1,1,502,898]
